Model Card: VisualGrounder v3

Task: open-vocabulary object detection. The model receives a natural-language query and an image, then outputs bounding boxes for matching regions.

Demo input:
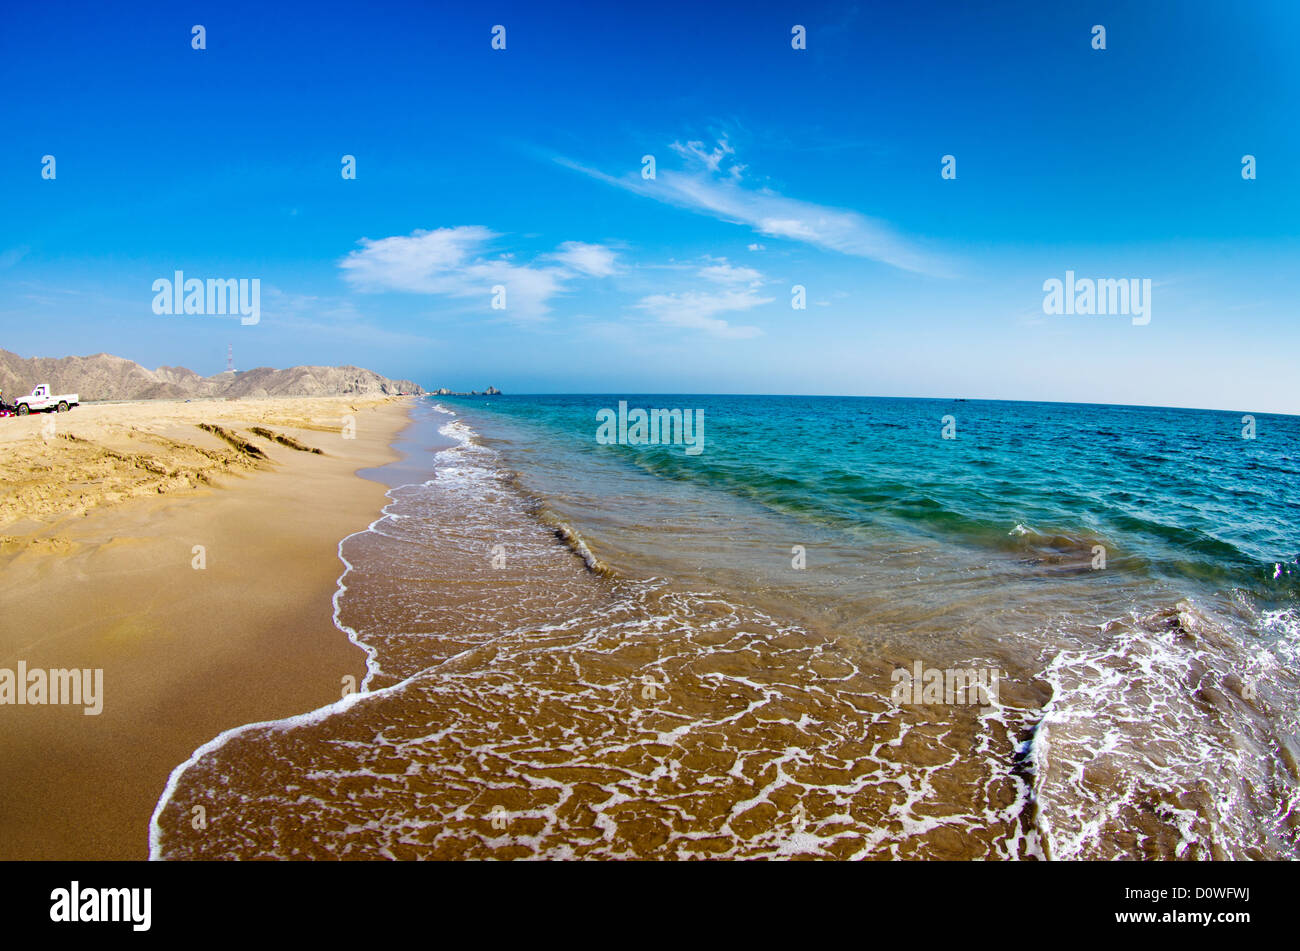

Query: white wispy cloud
[636,286,769,339]
[698,261,763,285]
[557,139,947,276]
[340,227,616,321]
[669,138,745,180]
[550,240,619,277]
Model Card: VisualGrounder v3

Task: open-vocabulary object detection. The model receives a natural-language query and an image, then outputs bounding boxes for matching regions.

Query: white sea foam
[1022,599,1300,860]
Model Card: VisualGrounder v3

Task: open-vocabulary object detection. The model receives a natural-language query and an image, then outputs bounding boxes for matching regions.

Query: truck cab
[14,383,79,415]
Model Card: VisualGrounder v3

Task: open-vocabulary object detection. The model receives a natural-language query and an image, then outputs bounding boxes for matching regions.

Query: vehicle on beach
[12,383,79,415]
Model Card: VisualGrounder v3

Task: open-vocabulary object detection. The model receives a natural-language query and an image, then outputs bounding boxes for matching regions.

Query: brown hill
[0,350,424,402]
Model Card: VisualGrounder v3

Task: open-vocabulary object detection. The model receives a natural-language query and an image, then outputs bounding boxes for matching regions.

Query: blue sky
[1,1,1297,411]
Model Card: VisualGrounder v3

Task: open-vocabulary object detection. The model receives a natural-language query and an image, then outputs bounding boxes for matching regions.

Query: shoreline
[0,396,416,859]
[148,398,455,859]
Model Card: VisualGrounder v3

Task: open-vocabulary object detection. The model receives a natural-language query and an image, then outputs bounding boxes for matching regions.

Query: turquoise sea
[450,394,1299,600]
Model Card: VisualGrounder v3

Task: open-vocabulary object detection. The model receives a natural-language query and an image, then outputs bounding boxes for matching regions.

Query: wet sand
[0,396,413,859]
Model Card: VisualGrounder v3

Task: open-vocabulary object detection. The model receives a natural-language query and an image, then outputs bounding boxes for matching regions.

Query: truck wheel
[17,404,29,415]
[57,402,69,412]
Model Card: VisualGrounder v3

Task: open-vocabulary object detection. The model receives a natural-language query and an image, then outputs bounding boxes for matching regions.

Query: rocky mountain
[0,349,424,402]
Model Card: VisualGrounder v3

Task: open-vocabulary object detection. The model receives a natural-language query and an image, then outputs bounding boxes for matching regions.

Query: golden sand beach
[0,396,413,859]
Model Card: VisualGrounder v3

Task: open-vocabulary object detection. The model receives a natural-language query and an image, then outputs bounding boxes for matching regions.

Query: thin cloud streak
[555,152,951,277]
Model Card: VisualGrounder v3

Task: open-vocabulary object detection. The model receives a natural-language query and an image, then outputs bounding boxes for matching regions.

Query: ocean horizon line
[435,391,1300,419]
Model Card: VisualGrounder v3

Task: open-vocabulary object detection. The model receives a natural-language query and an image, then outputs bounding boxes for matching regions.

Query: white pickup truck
[13,384,79,415]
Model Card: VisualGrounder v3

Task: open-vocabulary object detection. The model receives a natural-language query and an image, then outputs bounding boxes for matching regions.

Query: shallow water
[151,396,1300,860]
